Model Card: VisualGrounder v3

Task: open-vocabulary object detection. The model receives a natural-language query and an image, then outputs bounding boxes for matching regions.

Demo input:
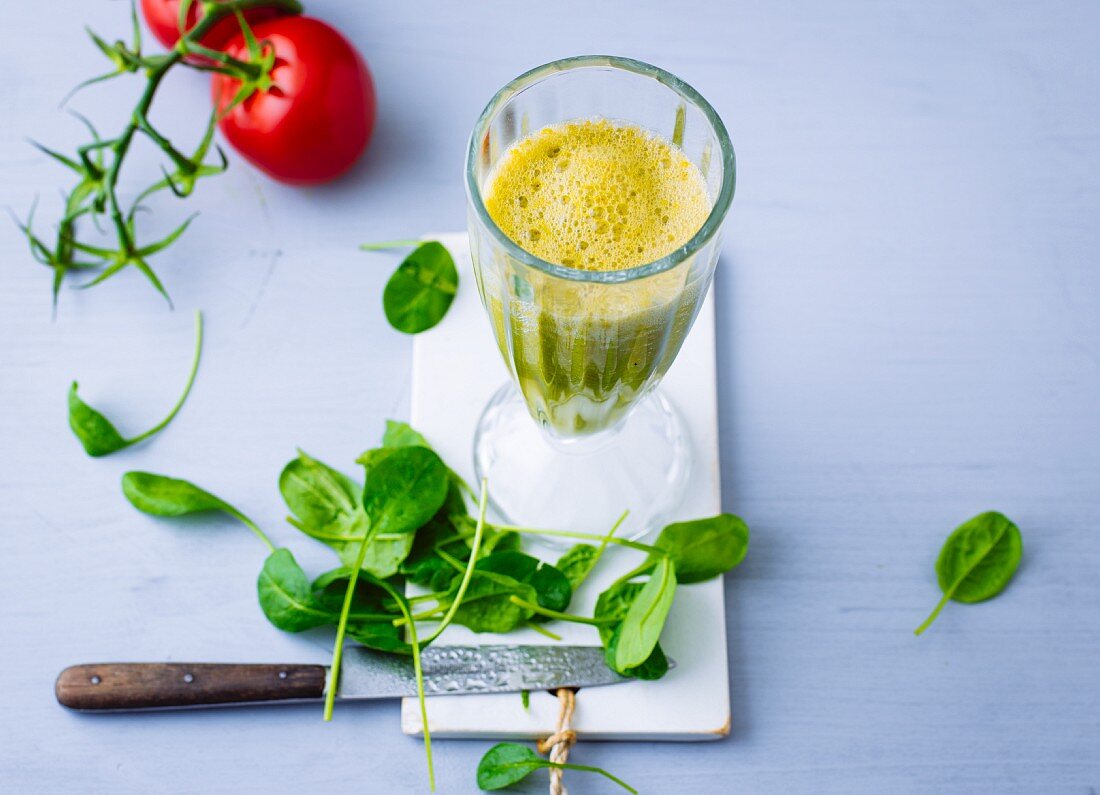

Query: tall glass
[466,56,735,539]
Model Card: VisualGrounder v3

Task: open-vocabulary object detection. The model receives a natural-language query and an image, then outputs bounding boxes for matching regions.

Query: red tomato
[140,0,292,55]
[211,17,376,185]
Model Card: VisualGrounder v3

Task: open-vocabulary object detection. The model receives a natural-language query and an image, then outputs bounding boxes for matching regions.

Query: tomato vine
[16,0,303,311]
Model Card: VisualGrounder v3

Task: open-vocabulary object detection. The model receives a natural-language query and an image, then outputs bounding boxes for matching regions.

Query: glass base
[473,383,691,543]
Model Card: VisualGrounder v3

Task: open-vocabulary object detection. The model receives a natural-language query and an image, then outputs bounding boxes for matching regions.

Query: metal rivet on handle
[278,671,288,680]
[183,673,194,683]
[90,675,101,685]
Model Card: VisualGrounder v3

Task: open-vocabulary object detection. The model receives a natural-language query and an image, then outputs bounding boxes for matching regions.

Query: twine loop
[538,688,577,795]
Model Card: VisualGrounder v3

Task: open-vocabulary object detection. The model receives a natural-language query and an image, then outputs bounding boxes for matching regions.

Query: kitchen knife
[56,645,648,712]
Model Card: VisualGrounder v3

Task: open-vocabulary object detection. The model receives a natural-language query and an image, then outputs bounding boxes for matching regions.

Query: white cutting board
[401,233,728,740]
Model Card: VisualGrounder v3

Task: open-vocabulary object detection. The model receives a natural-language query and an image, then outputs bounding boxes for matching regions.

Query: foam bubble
[483,119,710,272]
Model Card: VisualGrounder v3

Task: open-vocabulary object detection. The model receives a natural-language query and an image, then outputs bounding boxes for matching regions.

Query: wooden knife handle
[56,663,327,711]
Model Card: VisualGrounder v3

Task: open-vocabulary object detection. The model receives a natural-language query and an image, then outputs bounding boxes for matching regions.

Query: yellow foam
[484,119,710,272]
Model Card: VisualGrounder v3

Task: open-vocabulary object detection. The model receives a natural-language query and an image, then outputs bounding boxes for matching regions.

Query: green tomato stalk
[16,0,303,312]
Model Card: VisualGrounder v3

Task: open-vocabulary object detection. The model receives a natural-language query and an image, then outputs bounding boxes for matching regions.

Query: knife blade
[55,645,653,712]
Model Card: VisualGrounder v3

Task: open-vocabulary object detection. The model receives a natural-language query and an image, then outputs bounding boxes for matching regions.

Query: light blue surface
[2,2,1099,793]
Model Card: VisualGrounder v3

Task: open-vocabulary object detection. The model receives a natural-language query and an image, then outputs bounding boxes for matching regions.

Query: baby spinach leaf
[68,310,203,457]
[624,640,670,680]
[553,511,628,591]
[122,471,228,517]
[257,548,333,632]
[347,620,411,654]
[68,384,130,456]
[475,743,547,790]
[382,419,431,450]
[347,535,417,580]
[381,241,458,334]
[556,543,600,590]
[399,486,474,590]
[452,570,538,633]
[476,742,637,793]
[310,568,390,617]
[379,418,474,500]
[593,581,669,679]
[614,557,677,671]
[604,623,670,680]
[362,446,450,536]
[646,513,750,584]
[915,511,1023,635]
[477,550,572,616]
[594,581,645,644]
[280,451,362,539]
[281,451,415,578]
[121,471,274,551]
[406,555,459,592]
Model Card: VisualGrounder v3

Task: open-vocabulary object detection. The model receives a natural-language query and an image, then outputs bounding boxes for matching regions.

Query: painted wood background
[1,2,1098,792]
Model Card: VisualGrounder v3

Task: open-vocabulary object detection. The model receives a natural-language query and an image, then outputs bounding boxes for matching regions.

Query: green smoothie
[480,119,712,436]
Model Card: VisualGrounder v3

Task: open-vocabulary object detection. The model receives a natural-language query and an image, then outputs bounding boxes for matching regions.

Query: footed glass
[465,56,735,539]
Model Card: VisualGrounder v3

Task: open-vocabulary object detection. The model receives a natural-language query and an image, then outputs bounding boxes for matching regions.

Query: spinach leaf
[614,558,677,671]
[915,511,1023,635]
[552,510,629,591]
[477,550,572,617]
[556,544,600,590]
[382,419,431,449]
[475,743,547,790]
[452,570,538,633]
[310,568,390,617]
[257,548,333,632]
[362,446,450,536]
[476,742,637,793]
[281,451,415,578]
[350,535,417,580]
[316,568,414,654]
[379,418,474,499]
[604,623,670,680]
[347,620,411,654]
[646,513,750,584]
[405,556,458,592]
[593,581,668,678]
[68,310,203,456]
[399,484,473,590]
[280,451,361,539]
[594,582,646,646]
[121,471,274,550]
[381,241,458,334]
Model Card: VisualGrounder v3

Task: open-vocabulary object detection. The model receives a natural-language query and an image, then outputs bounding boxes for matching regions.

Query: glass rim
[465,55,736,284]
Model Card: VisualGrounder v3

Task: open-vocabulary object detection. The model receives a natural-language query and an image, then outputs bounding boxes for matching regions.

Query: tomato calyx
[171,0,299,85]
[209,15,281,116]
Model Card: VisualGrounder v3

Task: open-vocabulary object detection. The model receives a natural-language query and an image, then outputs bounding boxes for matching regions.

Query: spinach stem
[323,524,375,721]
[409,604,448,621]
[359,239,423,251]
[230,509,275,552]
[610,560,656,591]
[407,591,447,605]
[527,622,563,641]
[509,596,615,626]
[435,547,469,573]
[492,523,660,556]
[551,762,638,794]
[127,310,203,445]
[421,480,488,645]
[592,509,629,569]
[914,590,953,636]
[374,579,434,791]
